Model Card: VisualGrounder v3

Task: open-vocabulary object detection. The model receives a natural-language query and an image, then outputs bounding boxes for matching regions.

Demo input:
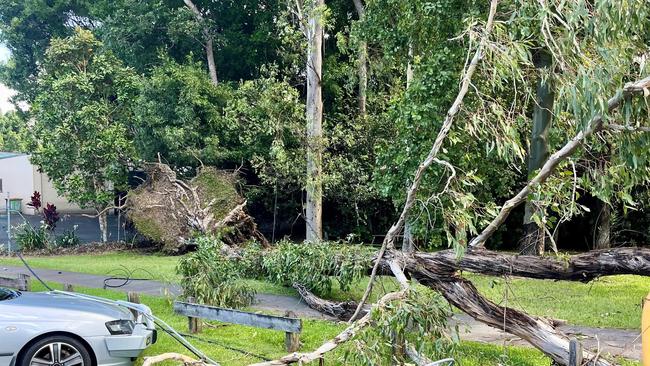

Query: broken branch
[469,76,650,248]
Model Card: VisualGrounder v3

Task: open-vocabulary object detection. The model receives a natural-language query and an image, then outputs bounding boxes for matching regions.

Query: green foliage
[177,236,256,308]
[15,223,50,251]
[0,0,85,102]
[31,28,138,212]
[55,227,81,248]
[344,287,457,365]
[261,241,373,296]
[0,112,32,152]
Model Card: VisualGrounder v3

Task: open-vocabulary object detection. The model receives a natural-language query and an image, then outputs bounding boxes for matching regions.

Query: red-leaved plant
[42,203,60,231]
[27,191,42,211]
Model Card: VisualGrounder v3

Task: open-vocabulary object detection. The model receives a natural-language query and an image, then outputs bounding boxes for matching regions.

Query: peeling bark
[305,0,325,242]
[415,275,612,366]
[406,247,650,284]
[293,283,367,320]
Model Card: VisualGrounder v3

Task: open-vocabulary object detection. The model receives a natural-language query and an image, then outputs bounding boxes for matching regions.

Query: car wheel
[20,336,92,366]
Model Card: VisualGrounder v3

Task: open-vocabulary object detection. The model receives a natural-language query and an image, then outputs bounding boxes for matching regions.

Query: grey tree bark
[184,0,218,85]
[520,51,554,255]
[595,202,611,249]
[352,0,367,116]
[305,0,325,242]
[98,210,108,242]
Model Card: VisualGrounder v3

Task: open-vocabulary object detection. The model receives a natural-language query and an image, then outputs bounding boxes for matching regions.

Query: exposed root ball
[127,163,268,253]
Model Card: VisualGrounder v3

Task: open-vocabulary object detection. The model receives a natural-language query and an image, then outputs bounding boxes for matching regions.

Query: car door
[0,288,27,366]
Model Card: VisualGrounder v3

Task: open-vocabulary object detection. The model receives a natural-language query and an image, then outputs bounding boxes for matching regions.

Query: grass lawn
[26,280,635,366]
[2,251,649,329]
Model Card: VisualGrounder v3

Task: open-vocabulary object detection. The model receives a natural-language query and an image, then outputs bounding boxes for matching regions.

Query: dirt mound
[127,163,268,253]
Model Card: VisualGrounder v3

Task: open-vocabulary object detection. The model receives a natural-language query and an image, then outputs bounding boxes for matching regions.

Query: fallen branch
[348,0,500,322]
[414,275,612,366]
[293,283,367,321]
[409,247,650,282]
[248,291,406,366]
[605,123,650,132]
[469,75,650,248]
[142,353,207,366]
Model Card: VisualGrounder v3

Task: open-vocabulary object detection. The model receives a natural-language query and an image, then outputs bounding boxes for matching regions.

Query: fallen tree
[127,163,268,253]
[252,12,650,366]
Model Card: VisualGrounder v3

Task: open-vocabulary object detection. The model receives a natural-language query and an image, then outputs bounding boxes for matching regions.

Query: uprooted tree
[127,163,268,253]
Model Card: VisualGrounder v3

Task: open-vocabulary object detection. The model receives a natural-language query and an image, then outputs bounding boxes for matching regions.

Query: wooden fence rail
[173,301,302,352]
[0,274,30,291]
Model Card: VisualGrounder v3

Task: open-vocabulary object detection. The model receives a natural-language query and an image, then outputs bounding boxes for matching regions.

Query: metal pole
[6,191,11,253]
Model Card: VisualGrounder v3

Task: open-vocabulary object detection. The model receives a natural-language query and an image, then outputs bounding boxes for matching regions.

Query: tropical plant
[14,223,50,251]
[55,226,80,248]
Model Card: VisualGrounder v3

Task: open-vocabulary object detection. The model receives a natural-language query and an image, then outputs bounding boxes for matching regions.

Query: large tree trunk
[98,210,108,243]
[205,37,218,85]
[184,0,218,85]
[305,0,325,242]
[352,0,367,116]
[520,51,554,255]
[399,247,650,366]
[595,201,611,249]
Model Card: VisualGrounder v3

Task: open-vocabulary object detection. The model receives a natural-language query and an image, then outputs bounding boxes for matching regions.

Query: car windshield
[0,288,20,301]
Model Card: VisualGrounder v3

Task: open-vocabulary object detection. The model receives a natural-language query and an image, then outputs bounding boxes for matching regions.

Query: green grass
[0,252,182,282]
[27,281,619,366]
[2,251,649,329]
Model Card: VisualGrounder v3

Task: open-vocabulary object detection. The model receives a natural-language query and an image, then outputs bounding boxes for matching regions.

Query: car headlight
[105,320,135,335]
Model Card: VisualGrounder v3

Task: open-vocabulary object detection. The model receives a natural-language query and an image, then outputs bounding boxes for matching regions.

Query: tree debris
[127,163,268,253]
[293,283,367,321]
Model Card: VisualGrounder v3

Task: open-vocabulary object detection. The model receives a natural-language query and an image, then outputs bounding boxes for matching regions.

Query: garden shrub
[55,226,80,248]
[15,224,50,251]
[261,241,374,296]
[177,236,256,308]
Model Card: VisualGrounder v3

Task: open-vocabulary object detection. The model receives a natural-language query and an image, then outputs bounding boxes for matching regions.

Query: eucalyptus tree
[31,29,139,242]
[281,0,328,241]
[257,0,650,365]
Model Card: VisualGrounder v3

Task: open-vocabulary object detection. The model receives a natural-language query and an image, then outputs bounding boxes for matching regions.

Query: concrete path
[0,265,641,360]
[0,265,332,320]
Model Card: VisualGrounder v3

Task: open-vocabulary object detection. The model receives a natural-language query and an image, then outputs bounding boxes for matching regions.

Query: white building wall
[32,166,93,213]
[0,154,35,213]
[0,154,92,214]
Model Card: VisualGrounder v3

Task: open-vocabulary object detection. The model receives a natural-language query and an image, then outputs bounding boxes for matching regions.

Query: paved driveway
[0,213,136,250]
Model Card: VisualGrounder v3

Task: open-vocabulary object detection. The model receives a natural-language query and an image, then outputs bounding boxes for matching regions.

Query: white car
[0,287,156,366]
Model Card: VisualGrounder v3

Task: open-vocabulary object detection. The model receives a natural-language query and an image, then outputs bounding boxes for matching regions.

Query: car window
[0,288,19,301]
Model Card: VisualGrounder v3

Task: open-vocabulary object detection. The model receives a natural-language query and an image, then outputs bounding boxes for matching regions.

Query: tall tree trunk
[98,210,108,243]
[184,0,218,85]
[595,202,611,249]
[205,37,219,85]
[520,51,554,255]
[402,42,415,252]
[352,0,367,116]
[305,0,325,242]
